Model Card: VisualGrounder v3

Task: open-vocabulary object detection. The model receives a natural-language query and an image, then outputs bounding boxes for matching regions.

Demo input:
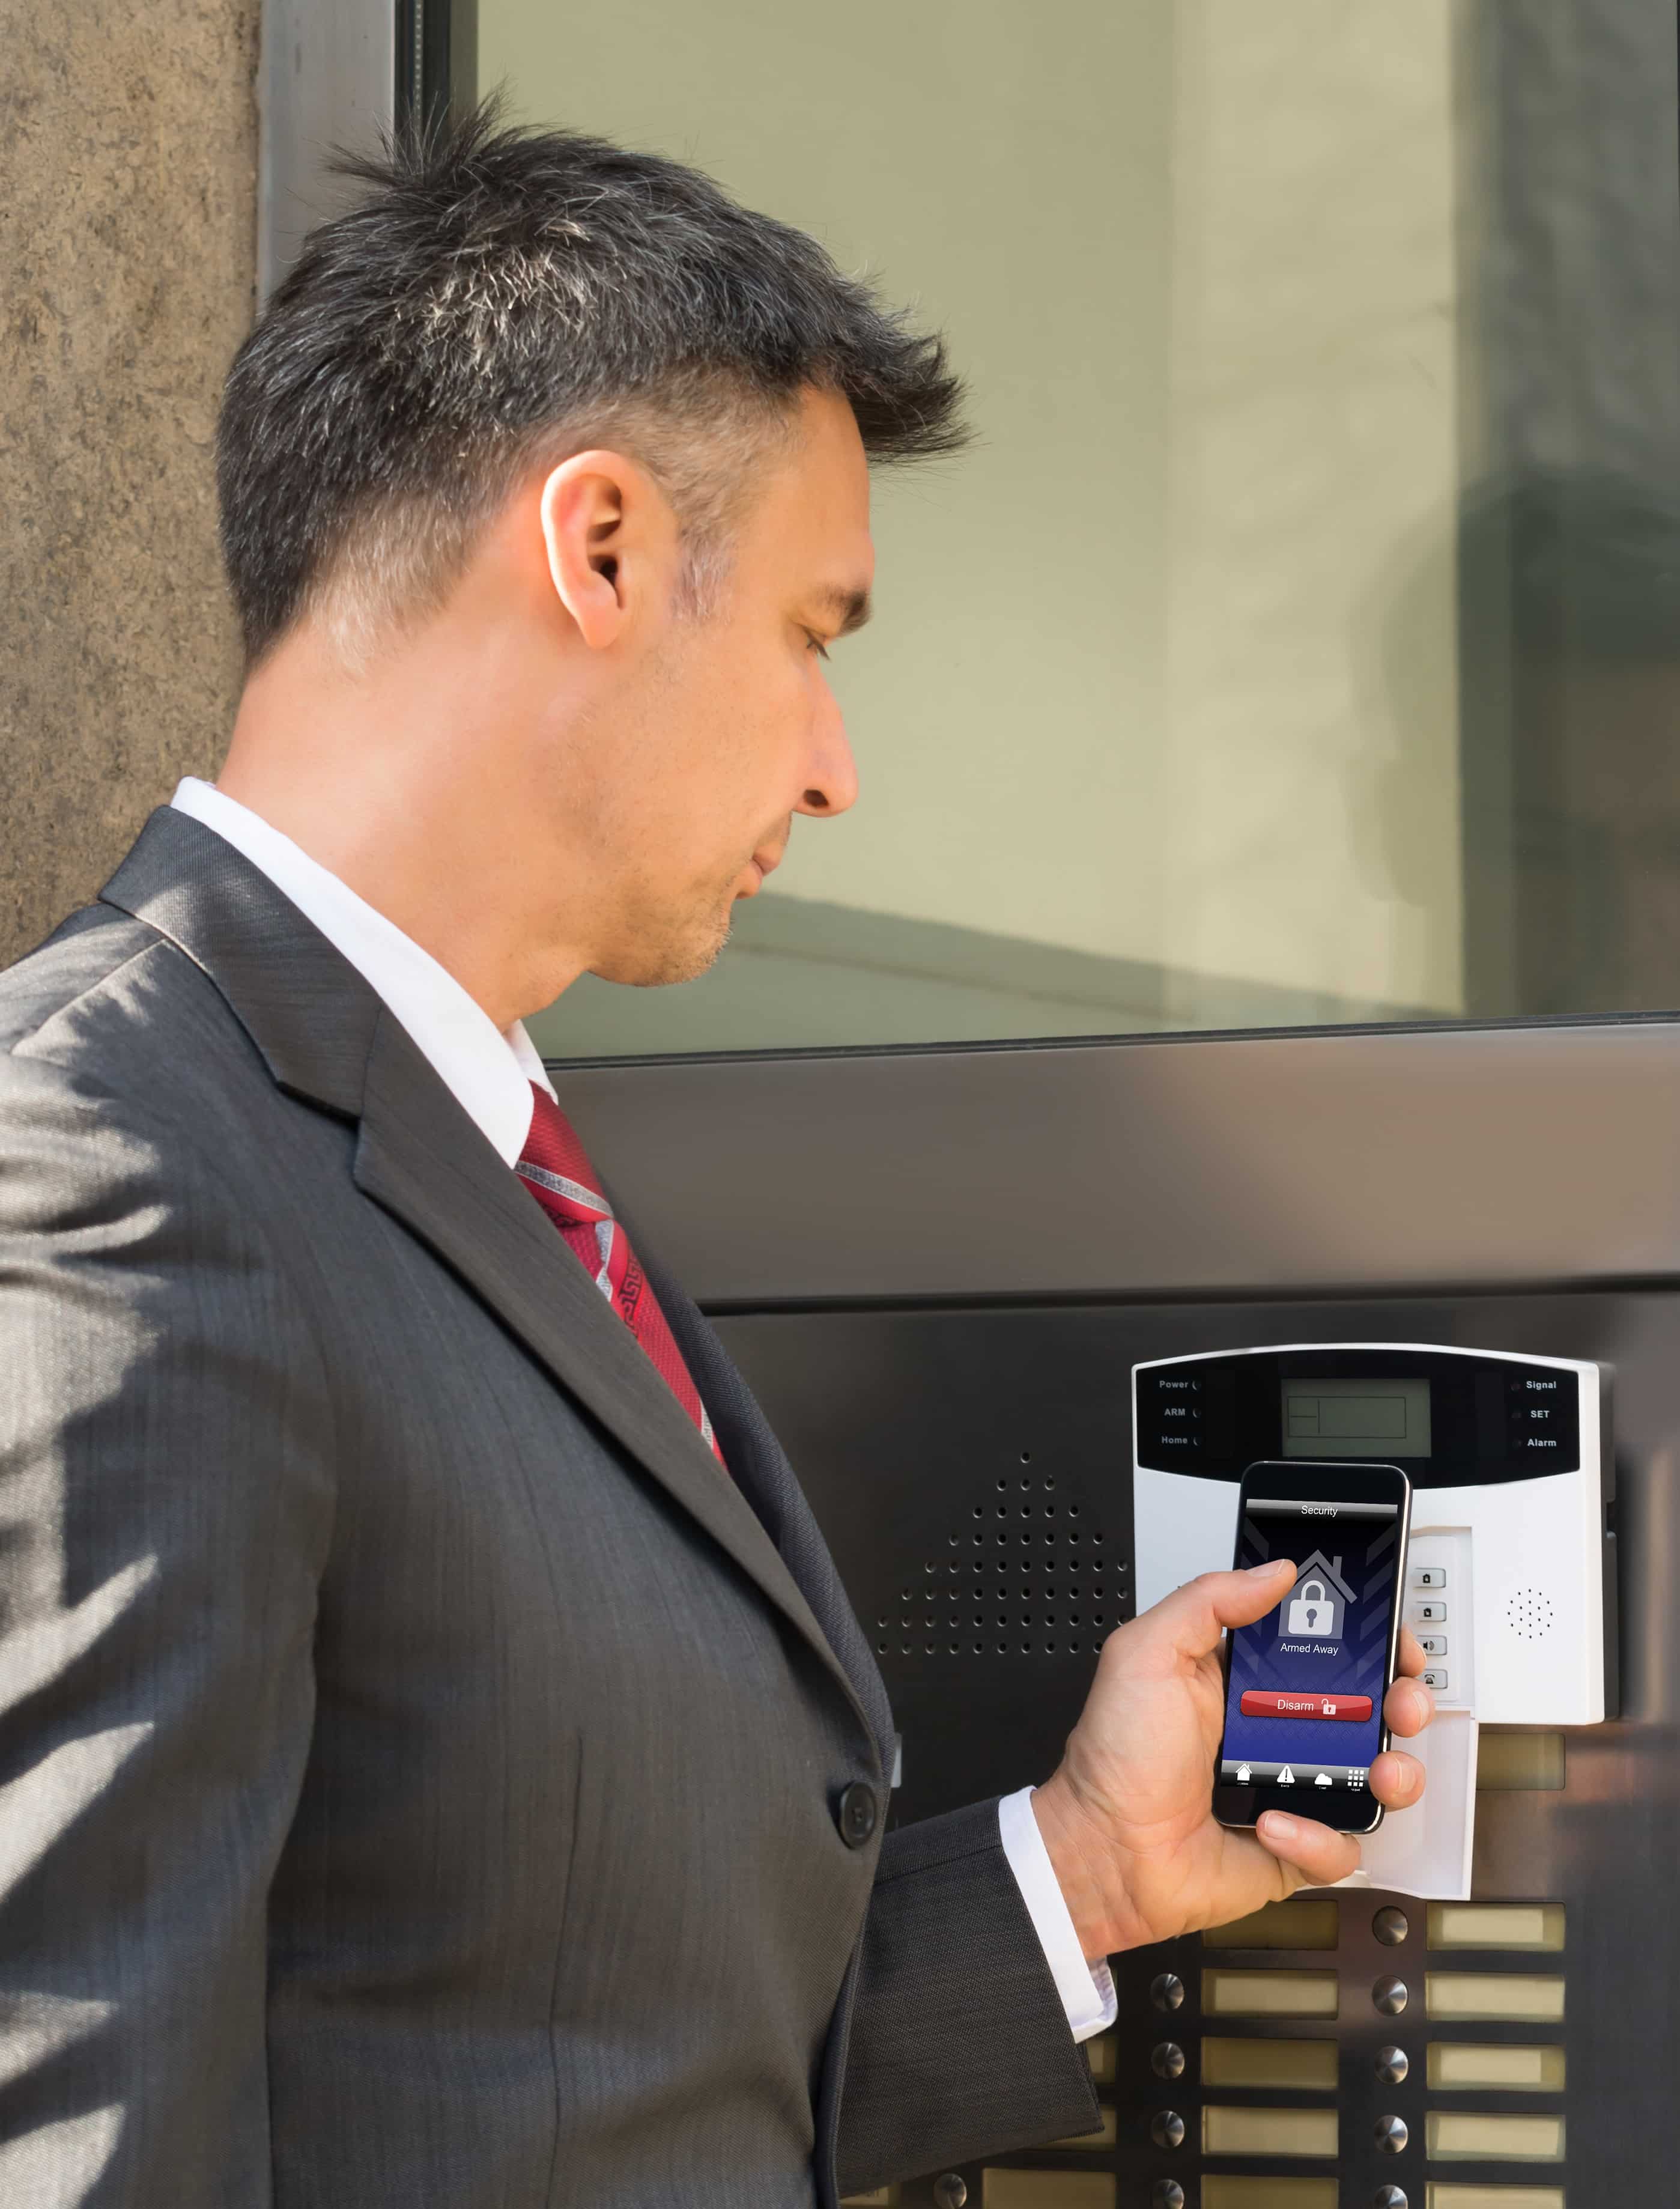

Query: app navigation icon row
[1222,1761,1370,1788]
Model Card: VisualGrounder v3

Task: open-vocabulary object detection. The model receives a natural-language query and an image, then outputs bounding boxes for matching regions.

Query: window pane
[481,1,1680,1059]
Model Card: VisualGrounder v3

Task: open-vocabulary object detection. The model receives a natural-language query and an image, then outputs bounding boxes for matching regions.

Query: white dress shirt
[170,776,1117,2043]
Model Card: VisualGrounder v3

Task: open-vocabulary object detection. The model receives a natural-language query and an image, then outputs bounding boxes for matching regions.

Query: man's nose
[795,690,859,820]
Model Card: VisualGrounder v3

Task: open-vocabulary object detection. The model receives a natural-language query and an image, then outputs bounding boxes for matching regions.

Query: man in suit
[0,112,1432,2205]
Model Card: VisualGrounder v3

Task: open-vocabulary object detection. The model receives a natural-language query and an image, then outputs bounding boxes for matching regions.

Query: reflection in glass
[481,1,1680,1059]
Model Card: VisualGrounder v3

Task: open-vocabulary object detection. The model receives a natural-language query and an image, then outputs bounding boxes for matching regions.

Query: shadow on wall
[527,892,1437,1063]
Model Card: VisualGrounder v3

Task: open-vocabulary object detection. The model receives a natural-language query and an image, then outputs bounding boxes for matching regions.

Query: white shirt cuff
[996,1786,1118,2042]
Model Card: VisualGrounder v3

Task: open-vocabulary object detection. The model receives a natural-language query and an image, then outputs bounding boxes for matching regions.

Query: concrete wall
[0,1,258,965]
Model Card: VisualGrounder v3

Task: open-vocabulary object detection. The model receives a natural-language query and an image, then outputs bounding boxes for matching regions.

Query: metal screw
[1150,2109,1186,2150]
[1373,1906,1410,1945]
[1372,1975,1409,2016]
[1153,2184,1186,2209]
[932,2177,968,2209]
[1374,2187,1409,2209]
[1375,2044,1410,2085]
[1375,2114,1410,2155]
[1150,2040,1186,2080]
[1150,1971,1185,2011]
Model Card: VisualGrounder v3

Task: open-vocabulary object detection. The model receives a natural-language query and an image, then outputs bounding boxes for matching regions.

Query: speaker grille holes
[884,1465,1127,1660]
[1506,1587,1556,1639]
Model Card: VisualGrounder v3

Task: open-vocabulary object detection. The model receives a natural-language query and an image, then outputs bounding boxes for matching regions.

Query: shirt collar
[169,778,555,1165]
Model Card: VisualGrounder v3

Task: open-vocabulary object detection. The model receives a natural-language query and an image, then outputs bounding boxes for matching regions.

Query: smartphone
[1213,1459,1412,1835]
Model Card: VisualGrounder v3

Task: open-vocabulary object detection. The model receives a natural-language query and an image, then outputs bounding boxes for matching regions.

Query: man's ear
[539,449,672,651]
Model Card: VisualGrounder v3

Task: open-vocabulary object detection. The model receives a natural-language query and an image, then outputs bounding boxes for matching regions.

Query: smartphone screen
[1213,1460,1411,1834]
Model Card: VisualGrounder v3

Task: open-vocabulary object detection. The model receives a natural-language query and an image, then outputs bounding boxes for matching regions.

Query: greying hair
[217,103,968,667]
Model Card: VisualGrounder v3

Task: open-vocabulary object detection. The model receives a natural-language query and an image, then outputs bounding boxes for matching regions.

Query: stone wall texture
[0,1,258,964]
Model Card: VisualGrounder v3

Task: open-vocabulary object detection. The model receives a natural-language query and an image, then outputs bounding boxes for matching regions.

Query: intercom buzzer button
[1415,1599,1446,1624]
[1410,1564,1447,1590]
[1421,1667,1449,1692]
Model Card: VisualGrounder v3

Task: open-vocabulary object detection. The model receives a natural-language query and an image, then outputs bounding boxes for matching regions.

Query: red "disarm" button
[1240,1691,1374,1722]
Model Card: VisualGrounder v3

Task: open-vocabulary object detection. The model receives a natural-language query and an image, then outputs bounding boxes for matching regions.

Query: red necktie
[515,1083,726,1468]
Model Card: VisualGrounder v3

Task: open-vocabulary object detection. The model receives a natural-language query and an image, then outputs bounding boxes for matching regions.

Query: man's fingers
[1384,1674,1434,1738]
[1396,1625,1427,1677]
[1139,1560,1297,1663]
[1369,1749,1425,1808]
[1254,1809,1361,1890]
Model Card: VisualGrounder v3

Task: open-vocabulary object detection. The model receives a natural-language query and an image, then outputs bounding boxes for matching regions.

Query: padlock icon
[1287,1578,1336,1636]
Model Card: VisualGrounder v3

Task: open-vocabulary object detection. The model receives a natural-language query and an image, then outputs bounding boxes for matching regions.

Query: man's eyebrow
[814,585,873,636]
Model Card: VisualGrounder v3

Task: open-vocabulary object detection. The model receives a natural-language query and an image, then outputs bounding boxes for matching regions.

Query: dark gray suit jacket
[0,809,1098,2207]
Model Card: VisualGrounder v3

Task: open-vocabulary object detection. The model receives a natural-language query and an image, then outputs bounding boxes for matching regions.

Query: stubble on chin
[590,883,739,989]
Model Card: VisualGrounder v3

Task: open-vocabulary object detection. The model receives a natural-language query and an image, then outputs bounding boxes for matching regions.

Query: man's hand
[1030,1558,1434,1958]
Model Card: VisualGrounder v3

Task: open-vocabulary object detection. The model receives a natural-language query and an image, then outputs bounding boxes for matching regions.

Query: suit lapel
[638,1250,896,1764]
[355,1012,875,1734]
[100,811,873,1737]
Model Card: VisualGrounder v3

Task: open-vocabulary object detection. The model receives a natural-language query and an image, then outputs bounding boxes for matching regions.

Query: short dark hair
[216,103,967,666]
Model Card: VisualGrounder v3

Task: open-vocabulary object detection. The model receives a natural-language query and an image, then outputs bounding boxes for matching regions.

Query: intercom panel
[717,1291,1652,2208]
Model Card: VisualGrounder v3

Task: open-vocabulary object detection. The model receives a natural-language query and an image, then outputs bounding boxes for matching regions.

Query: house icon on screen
[1281,1552,1356,1639]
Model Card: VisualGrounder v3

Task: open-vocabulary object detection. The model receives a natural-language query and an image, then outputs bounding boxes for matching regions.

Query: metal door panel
[549,1022,1680,2203]
[557,1020,1680,1307]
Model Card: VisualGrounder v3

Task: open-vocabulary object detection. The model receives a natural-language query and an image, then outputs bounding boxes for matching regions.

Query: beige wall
[1160,0,1463,1015]
[0,1,258,966]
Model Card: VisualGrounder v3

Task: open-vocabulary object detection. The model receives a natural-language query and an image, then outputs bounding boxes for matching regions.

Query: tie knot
[517,1083,612,1225]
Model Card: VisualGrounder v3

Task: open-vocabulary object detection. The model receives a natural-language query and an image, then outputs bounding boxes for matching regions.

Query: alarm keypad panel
[1135,1344,1584,1481]
[1132,1344,1610,1728]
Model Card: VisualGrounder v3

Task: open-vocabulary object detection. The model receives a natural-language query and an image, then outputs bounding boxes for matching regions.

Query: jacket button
[836,1781,878,1848]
